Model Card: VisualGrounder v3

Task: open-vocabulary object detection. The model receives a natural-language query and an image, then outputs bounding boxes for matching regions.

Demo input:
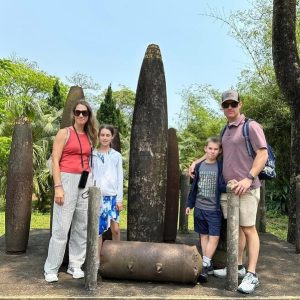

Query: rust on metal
[99,240,202,284]
[164,128,180,242]
[127,44,168,242]
[5,118,33,254]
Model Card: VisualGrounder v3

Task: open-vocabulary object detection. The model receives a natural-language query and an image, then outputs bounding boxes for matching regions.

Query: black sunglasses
[74,109,89,117]
[222,102,239,109]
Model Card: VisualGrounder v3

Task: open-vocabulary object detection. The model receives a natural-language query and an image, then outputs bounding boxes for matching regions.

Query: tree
[205,0,294,221]
[0,58,63,210]
[96,84,127,134]
[177,84,224,171]
[272,0,300,250]
[112,85,136,123]
[47,79,64,110]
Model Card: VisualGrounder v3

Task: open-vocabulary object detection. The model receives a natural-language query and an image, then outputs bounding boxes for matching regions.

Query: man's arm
[188,154,206,177]
[231,148,268,196]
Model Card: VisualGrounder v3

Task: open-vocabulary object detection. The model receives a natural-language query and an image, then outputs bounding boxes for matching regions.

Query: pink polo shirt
[222,114,267,189]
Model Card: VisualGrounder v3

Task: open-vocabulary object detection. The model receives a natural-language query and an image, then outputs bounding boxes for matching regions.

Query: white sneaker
[44,272,58,283]
[213,266,246,279]
[237,272,259,294]
[67,267,84,279]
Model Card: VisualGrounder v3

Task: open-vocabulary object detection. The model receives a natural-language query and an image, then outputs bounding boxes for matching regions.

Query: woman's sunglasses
[221,102,239,109]
[74,109,89,117]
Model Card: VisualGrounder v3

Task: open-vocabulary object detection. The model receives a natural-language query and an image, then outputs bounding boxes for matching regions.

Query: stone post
[226,184,239,291]
[85,185,101,290]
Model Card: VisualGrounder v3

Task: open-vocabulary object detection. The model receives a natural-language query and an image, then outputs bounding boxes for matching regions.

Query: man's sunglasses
[222,102,239,109]
[74,110,89,117]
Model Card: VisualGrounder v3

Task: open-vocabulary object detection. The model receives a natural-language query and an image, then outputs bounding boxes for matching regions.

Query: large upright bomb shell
[164,128,180,242]
[111,127,121,153]
[60,86,84,128]
[127,44,168,242]
[5,118,33,254]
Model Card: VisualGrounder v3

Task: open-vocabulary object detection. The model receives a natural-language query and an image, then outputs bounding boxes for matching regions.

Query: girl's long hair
[72,99,98,147]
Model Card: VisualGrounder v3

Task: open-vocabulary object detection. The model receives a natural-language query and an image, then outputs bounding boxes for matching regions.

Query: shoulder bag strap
[72,126,84,169]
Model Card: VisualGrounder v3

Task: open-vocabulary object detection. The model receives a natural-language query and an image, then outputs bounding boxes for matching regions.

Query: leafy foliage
[47,79,64,110]
[0,58,64,210]
[96,84,128,135]
[177,84,224,171]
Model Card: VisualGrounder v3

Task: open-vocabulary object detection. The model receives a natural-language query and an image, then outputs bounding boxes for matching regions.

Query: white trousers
[44,172,91,274]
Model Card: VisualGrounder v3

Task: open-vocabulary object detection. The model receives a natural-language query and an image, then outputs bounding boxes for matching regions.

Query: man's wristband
[54,183,63,188]
[247,173,255,181]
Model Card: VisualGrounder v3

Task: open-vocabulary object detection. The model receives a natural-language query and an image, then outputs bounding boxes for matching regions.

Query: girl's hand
[185,207,191,215]
[116,202,123,211]
[54,187,64,206]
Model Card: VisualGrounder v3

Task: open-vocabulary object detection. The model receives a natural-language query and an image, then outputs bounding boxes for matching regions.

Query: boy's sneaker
[197,264,214,283]
[44,272,58,283]
[213,266,246,279]
[237,272,259,294]
[67,267,84,279]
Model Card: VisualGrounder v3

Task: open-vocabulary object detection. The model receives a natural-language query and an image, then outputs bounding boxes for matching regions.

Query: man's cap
[221,90,239,103]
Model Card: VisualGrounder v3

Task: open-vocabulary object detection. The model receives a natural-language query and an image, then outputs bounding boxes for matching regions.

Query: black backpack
[220,118,276,180]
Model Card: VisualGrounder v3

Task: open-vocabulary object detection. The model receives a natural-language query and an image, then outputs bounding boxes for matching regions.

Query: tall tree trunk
[272,0,300,248]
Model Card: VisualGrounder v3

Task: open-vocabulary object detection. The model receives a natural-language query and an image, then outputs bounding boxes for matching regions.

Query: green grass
[0,208,128,237]
[266,210,288,241]
[0,211,51,236]
[0,209,288,241]
[186,209,288,241]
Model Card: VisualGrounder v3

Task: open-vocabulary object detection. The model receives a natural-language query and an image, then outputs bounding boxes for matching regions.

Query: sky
[0,0,253,128]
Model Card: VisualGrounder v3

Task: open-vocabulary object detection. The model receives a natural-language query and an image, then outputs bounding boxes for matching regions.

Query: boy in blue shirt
[186,137,225,283]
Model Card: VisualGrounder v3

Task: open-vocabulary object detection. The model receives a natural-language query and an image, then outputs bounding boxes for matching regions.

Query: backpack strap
[242,118,255,158]
[220,124,227,140]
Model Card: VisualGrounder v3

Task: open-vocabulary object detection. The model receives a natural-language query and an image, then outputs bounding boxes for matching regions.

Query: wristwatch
[247,173,255,181]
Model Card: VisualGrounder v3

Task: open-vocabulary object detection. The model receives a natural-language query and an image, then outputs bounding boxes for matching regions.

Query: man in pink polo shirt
[189,90,268,294]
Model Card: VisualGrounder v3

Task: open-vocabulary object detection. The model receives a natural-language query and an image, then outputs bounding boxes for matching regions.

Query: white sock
[203,256,211,267]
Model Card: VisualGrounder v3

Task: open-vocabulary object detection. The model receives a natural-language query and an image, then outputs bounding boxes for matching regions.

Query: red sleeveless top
[60,127,91,174]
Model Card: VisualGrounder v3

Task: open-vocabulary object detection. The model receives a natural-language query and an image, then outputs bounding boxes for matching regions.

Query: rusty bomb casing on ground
[5,118,33,254]
[127,44,168,242]
[99,240,202,284]
[164,128,180,242]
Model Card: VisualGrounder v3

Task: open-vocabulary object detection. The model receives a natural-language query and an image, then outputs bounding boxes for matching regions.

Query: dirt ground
[0,229,299,299]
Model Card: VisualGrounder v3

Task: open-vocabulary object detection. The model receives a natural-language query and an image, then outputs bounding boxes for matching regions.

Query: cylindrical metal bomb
[99,240,202,284]
[111,127,121,153]
[85,186,101,291]
[5,118,33,254]
[127,44,168,242]
[164,128,180,242]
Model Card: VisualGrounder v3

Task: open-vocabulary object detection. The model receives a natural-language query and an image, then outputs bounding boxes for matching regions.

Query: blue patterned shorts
[99,195,120,235]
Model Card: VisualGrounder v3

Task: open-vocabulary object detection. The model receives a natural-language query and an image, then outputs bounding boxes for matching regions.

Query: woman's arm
[52,128,68,206]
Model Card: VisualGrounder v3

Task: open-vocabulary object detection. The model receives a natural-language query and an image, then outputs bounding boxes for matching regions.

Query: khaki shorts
[220,188,260,226]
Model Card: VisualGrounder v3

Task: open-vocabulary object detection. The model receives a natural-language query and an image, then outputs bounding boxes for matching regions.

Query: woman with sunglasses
[44,99,98,283]
[92,124,123,269]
